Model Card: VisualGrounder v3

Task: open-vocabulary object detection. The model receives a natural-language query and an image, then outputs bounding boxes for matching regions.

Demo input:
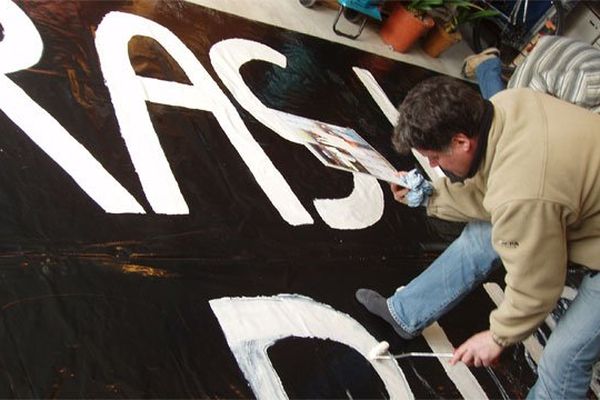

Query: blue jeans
[527,271,600,399]
[476,57,505,100]
[387,221,498,335]
[387,221,600,398]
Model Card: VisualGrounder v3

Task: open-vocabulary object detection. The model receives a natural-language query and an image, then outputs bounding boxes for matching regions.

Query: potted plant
[422,1,499,57]
[380,0,444,53]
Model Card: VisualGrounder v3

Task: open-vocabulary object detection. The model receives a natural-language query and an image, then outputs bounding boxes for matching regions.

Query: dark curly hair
[392,76,485,154]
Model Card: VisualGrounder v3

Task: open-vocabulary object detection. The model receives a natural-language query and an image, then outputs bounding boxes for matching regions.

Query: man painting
[357,76,600,398]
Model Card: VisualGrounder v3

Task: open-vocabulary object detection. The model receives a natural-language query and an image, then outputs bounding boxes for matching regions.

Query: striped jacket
[508,36,600,113]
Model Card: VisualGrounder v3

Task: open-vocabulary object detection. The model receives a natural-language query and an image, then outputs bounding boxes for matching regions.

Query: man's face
[416,134,477,179]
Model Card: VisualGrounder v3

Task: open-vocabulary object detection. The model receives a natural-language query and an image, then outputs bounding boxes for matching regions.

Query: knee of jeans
[537,344,565,382]
[534,358,562,398]
[527,376,553,400]
[537,352,554,377]
[462,221,491,238]
[541,336,563,362]
[460,222,493,250]
[536,347,591,400]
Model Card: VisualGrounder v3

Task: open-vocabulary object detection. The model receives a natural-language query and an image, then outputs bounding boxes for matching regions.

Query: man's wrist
[491,332,508,348]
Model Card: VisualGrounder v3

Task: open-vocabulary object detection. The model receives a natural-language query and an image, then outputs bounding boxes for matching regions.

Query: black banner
[0,1,538,398]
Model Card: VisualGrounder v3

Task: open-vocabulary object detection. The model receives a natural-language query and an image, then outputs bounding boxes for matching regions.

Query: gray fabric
[508,36,600,113]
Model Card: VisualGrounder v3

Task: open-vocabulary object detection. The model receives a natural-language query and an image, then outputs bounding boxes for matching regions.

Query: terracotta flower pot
[380,5,435,53]
[422,23,463,58]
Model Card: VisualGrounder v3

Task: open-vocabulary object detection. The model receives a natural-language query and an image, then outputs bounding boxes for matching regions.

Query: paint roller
[368,341,454,360]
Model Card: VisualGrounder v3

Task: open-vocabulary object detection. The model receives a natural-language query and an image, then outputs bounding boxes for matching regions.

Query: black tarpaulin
[0,0,556,398]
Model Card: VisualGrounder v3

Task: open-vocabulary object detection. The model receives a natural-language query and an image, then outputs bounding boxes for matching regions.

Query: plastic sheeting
[0,0,547,398]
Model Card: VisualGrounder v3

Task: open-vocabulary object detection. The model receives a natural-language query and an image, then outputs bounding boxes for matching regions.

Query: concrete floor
[188,0,473,78]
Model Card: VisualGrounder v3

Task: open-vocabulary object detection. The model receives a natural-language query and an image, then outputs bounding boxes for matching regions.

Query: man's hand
[450,330,504,367]
[390,171,409,205]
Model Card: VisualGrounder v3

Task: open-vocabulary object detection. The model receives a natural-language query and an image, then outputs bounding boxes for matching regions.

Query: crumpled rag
[396,169,433,208]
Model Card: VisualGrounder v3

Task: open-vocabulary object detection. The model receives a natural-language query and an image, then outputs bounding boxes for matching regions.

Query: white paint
[352,67,444,181]
[484,282,545,363]
[422,322,489,399]
[0,0,144,213]
[0,0,42,74]
[393,285,488,397]
[544,286,576,330]
[369,340,391,359]
[210,294,414,399]
[209,39,383,229]
[95,13,312,223]
[312,172,383,229]
[95,12,190,215]
[209,39,304,145]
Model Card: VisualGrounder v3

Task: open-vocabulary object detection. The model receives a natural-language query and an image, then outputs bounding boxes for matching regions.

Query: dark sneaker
[355,288,415,340]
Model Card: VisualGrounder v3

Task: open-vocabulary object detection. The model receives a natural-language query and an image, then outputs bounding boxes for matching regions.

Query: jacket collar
[466,99,494,179]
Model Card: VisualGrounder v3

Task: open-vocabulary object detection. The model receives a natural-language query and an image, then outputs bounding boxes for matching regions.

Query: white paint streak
[544,286,576,330]
[423,322,489,399]
[0,0,42,74]
[95,12,192,215]
[0,0,144,213]
[210,294,414,399]
[352,67,444,181]
[484,282,544,362]
[141,78,213,110]
[210,39,384,229]
[209,39,302,144]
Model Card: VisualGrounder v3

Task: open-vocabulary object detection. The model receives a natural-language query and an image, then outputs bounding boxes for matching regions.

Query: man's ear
[451,133,473,152]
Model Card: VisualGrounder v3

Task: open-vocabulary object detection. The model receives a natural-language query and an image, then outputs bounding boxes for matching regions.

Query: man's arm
[452,200,568,366]
[426,177,488,222]
[488,200,568,346]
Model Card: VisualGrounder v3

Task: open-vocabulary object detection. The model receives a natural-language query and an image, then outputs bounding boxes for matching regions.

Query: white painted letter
[422,323,489,399]
[210,294,414,399]
[95,13,312,223]
[0,0,144,213]
[210,39,384,230]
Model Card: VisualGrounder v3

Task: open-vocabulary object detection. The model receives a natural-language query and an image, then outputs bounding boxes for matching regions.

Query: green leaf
[408,0,444,12]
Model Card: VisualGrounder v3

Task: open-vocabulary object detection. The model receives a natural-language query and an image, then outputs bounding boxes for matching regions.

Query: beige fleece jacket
[427,88,600,346]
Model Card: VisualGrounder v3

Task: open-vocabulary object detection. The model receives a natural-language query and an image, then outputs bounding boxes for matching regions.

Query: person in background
[461,46,503,99]
[463,35,600,108]
[356,73,600,398]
